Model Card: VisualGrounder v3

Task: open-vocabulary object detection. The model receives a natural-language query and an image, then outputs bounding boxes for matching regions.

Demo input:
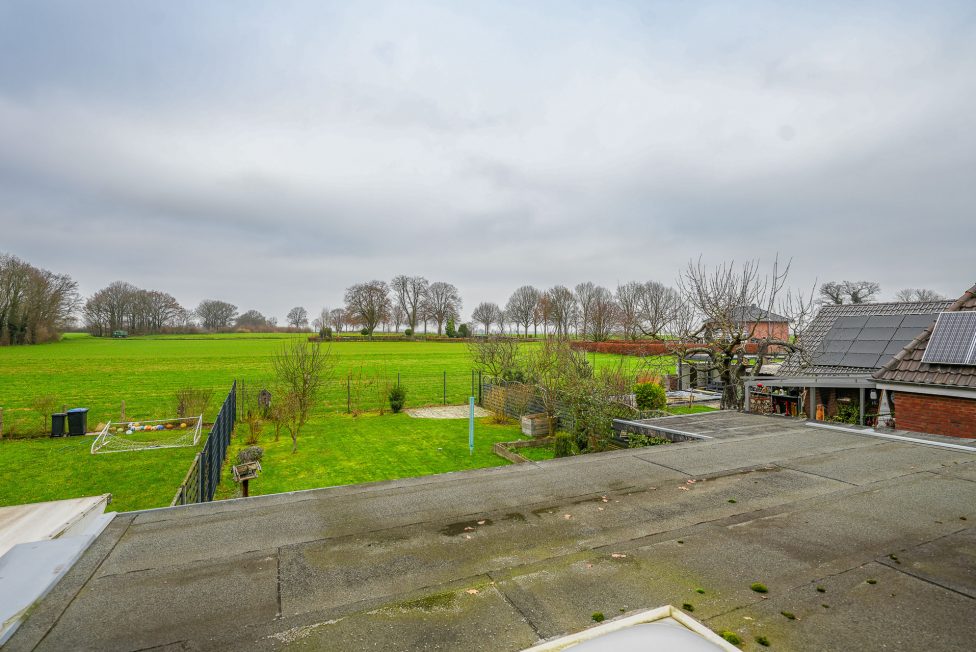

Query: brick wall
[894,391,976,439]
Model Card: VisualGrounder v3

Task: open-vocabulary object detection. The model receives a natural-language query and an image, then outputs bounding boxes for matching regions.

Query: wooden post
[242,478,250,498]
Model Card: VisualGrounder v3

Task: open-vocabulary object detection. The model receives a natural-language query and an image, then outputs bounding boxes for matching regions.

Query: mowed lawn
[215,412,526,501]
[0,334,674,511]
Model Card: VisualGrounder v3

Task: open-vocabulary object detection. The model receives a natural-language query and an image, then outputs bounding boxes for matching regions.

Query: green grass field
[0,333,678,512]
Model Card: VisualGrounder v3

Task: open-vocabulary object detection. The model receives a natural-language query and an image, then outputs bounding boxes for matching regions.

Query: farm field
[0,333,676,512]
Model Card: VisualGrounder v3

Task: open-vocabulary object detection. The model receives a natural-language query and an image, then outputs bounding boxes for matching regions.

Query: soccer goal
[90,416,203,454]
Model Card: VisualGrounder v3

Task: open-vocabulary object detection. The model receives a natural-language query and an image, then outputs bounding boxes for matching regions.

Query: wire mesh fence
[171,381,236,506]
[316,370,483,414]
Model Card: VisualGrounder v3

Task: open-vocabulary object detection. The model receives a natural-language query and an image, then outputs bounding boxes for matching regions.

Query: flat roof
[6,413,976,651]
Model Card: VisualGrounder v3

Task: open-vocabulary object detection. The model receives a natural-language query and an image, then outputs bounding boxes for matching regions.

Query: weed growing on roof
[695,587,705,594]
[816,586,826,593]
[756,635,771,647]
[866,579,877,585]
[682,603,695,612]
[822,603,830,609]
[750,582,768,593]
[591,612,605,622]
[727,498,737,503]
[780,611,796,620]
[720,631,743,646]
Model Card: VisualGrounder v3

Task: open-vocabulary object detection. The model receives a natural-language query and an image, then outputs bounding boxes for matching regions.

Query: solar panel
[922,312,976,365]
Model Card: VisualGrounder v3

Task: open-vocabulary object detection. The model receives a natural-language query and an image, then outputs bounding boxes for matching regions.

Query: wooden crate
[521,413,551,436]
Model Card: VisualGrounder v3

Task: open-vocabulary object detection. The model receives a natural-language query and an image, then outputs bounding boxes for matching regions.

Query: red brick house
[873,284,976,438]
[704,305,790,342]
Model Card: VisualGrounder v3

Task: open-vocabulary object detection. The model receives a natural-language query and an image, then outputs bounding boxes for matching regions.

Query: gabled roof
[780,300,953,377]
[873,284,976,390]
[705,305,789,325]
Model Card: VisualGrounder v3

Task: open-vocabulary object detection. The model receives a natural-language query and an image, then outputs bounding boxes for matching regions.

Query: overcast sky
[1,0,974,321]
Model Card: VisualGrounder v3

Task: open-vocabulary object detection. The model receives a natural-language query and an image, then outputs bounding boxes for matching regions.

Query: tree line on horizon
[0,250,948,346]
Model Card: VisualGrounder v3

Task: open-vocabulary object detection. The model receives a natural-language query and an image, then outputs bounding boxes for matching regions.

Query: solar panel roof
[921,312,976,365]
[811,312,940,370]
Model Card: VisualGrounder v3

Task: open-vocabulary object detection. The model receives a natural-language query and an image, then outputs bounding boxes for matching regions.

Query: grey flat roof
[6,412,976,651]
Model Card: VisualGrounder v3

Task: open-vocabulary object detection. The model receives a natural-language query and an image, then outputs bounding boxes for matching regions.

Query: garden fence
[321,370,482,414]
[171,381,237,506]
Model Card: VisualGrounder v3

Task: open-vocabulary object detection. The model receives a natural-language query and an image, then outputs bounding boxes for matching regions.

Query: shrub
[553,432,574,458]
[360,327,370,336]
[237,446,264,464]
[388,385,407,413]
[720,631,742,646]
[445,319,456,338]
[634,382,667,411]
[628,434,671,448]
[404,328,414,337]
[457,323,470,338]
[323,327,332,338]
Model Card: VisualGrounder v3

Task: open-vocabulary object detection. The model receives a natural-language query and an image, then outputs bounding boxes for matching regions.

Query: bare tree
[422,281,462,335]
[237,309,271,330]
[286,306,309,330]
[471,301,502,334]
[615,282,642,340]
[329,308,345,333]
[272,340,335,452]
[574,282,598,338]
[391,275,429,331]
[673,257,797,410]
[820,280,881,305]
[894,288,945,302]
[391,304,407,332]
[196,299,238,331]
[468,336,521,378]
[545,286,578,338]
[505,285,540,337]
[635,281,680,338]
[344,280,390,335]
[586,286,618,341]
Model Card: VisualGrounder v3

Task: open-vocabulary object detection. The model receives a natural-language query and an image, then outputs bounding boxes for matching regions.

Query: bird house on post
[258,389,272,416]
[232,461,262,497]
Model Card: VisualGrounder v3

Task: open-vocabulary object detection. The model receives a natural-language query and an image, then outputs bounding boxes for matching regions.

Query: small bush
[750,582,768,593]
[628,434,671,448]
[237,446,264,464]
[591,612,605,622]
[457,323,471,338]
[360,327,371,336]
[388,385,407,413]
[553,432,574,458]
[404,328,414,337]
[720,631,742,646]
[634,382,667,411]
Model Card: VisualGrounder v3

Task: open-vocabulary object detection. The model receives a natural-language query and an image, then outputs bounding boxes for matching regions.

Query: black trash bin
[51,413,67,437]
[67,408,89,436]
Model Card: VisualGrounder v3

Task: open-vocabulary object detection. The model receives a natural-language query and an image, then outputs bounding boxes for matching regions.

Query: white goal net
[90,416,203,454]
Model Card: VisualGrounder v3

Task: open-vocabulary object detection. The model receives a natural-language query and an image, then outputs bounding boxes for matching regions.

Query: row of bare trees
[321,276,464,336]
[0,253,79,345]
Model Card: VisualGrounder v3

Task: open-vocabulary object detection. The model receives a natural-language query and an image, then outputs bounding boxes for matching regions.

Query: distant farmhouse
[704,304,789,342]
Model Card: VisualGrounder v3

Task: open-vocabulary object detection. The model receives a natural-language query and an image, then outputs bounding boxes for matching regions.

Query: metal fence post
[478,371,483,405]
